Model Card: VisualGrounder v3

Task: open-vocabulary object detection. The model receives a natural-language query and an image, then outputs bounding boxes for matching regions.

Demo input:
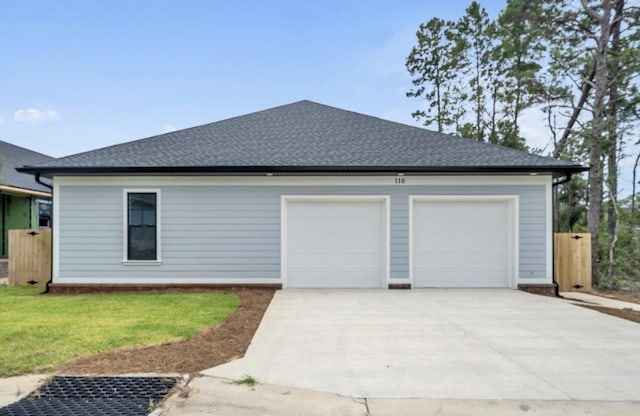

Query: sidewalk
[0,374,44,407]
[161,375,640,416]
[560,292,640,312]
[3,373,638,415]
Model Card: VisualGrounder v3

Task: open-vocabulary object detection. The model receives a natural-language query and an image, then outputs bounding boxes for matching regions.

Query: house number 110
[395,177,406,184]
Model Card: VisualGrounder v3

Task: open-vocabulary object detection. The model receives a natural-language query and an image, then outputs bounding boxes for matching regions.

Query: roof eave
[0,184,51,198]
[18,164,589,177]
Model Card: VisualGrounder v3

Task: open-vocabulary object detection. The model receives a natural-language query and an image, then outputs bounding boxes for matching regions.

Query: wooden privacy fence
[8,228,51,287]
[554,233,591,292]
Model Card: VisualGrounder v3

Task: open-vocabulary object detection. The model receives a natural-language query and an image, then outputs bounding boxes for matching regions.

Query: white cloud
[162,124,177,133]
[13,108,60,125]
[519,108,554,153]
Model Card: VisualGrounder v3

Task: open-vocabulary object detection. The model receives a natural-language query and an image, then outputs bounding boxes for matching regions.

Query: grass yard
[0,286,240,376]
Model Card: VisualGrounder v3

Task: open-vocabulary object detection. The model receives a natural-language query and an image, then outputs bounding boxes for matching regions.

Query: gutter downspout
[552,173,573,187]
[551,173,573,297]
[35,174,54,294]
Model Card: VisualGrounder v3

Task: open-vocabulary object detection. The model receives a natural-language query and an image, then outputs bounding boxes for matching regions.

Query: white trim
[384,196,391,286]
[122,189,162,263]
[280,195,287,288]
[54,277,283,285]
[410,195,519,202]
[281,195,390,289]
[54,175,552,187]
[388,278,411,285]
[518,277,551,285]
[53,182,60,281]
[121,261,163,266]
[408,195,416,288]
[545,180,553,281]
[409,195,519,289]
[513,196,520,286]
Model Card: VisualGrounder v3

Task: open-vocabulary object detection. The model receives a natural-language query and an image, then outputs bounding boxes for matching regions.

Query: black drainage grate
[0,376,177,416]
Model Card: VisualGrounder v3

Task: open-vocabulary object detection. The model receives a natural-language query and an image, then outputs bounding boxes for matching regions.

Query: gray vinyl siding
[57,184,547,281]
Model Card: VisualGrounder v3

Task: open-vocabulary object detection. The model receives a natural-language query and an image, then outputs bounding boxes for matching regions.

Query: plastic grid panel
[0,376,177,416]
[0,398,150,416]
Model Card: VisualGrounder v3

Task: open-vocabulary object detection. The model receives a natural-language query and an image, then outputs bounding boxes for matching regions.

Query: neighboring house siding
[1,194,32,256]
[56,180,549,283]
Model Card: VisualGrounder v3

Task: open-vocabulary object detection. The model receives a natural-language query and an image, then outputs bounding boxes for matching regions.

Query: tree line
[406,0,640,288]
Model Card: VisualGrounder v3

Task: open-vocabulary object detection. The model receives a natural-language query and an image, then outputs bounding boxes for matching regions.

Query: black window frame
[126,192,158,261]
[36,199,52,228]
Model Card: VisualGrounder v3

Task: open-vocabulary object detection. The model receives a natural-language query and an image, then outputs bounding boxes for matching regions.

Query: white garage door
[412,197,515,288]
[284,197,387,288]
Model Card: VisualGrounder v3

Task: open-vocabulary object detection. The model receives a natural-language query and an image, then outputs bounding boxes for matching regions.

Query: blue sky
[2,1,637,195]
[0,0,506,155]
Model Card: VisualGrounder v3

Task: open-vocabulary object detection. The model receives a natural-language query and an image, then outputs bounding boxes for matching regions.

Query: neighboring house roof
[0,140,53,194]
[18,101,586,177]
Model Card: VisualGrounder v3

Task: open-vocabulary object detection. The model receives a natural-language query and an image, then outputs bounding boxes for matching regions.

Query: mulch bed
[58,288,275,375]
[568,288,640,324]
[577,304,640,324]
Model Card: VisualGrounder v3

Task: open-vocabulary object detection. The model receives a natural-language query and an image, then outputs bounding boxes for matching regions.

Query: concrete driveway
[204,289,640,400]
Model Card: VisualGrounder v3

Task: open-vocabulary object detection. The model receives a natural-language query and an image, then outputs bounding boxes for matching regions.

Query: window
[126,191,159,261]
[37,200,52,228]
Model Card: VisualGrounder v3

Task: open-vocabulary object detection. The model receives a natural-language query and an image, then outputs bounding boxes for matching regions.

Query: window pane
[129,226,156,260]
[129,209,142,226]
[128,193,143,207]
[143,193,156,204]
[127,192,157,260]
[38,202,52,228]
[143,208,156,225]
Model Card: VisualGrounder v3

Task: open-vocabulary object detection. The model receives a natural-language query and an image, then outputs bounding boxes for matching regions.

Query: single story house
[18,101,586,292]
[1,140,53,257]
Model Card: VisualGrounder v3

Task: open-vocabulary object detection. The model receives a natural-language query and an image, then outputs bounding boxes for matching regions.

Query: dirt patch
[578,304,640,324]
[58,288,275,375]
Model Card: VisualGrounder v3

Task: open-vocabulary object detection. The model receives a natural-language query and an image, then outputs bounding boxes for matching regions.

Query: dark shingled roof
[19,101,585,176]
[0,140,53,193]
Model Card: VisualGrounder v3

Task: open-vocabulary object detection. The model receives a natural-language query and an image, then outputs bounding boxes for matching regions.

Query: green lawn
[0,286,239,376]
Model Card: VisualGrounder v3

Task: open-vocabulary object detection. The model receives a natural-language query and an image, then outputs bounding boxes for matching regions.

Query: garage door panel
[412,198,514,288]
[288,248,381,268]
[285,269,382,288]
[285,199,386,288]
